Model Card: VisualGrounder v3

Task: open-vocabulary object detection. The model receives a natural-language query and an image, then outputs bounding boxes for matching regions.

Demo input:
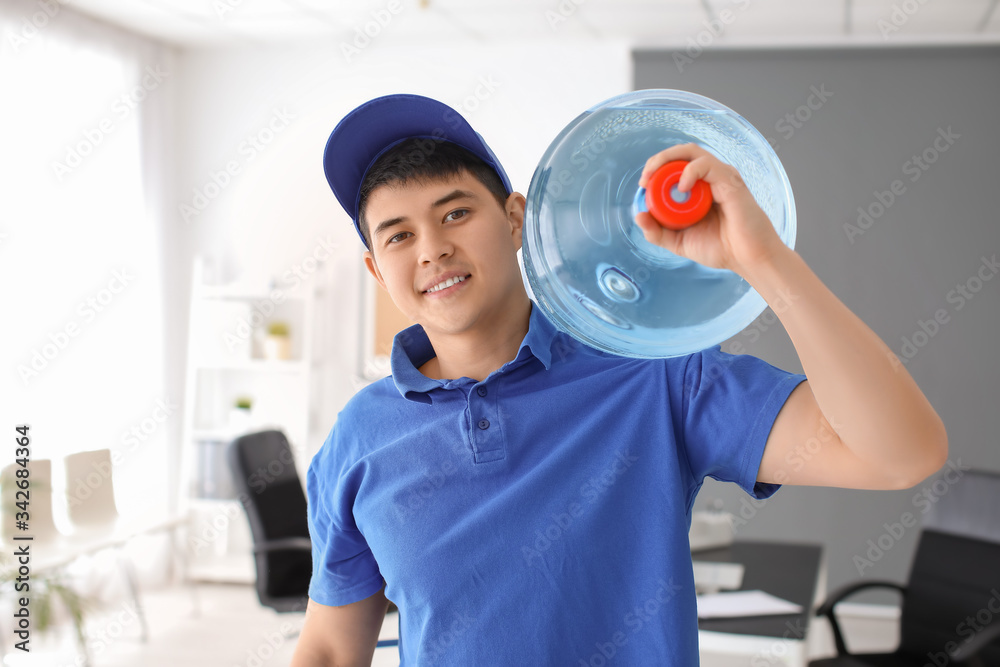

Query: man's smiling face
[362,169,526,338]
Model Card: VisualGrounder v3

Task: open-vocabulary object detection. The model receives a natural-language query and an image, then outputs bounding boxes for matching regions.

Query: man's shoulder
[332,374,409,434]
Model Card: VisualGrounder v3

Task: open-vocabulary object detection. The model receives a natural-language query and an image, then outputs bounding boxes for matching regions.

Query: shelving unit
[178,255,324,583]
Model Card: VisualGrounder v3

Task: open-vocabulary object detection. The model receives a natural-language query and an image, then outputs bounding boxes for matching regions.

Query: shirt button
[478,419,490,430]
[477,386,487,397]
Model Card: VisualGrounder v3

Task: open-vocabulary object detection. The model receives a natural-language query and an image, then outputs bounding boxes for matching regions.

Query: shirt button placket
[470,382,503,463]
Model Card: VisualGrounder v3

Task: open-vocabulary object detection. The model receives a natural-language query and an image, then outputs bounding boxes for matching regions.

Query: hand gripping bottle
[521,89,797,358]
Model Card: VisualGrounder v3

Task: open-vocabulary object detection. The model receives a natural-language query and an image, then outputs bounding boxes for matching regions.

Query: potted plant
[228,395,253,433]
[263,321,291,361]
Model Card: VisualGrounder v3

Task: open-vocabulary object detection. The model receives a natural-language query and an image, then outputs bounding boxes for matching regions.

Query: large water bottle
[522,89,797,358]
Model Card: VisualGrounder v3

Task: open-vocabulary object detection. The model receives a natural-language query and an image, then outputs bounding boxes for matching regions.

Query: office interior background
[2,0,999,664]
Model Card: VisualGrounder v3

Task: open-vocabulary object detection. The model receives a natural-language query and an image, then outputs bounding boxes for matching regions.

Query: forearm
[742,244,948,486]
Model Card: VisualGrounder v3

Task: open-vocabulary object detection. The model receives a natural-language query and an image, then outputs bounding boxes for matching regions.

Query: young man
[291,94,948,666]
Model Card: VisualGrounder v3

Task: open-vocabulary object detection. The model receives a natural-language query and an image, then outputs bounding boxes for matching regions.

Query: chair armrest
[949,616,1000,665]
[252,537,312,553]
[815,580,907,657]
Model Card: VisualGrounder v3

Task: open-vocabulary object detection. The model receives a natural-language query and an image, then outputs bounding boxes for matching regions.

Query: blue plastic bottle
[522,89,797,358]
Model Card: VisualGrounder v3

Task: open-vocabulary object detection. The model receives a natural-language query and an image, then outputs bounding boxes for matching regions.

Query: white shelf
[198,284,309,301]
[190,428,240,441]
[194,359,308,373]
[186,552,255,584]
[178,255,325,584]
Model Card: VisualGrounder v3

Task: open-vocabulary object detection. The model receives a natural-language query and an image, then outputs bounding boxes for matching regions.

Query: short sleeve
[679,345,807,500]
[305,424,386,606]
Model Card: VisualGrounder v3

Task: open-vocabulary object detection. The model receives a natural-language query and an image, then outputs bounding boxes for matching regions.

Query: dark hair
[357,137,510,249]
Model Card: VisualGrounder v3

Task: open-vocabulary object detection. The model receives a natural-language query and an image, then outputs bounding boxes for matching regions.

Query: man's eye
[388,231,411,244]
[445,209,469,222]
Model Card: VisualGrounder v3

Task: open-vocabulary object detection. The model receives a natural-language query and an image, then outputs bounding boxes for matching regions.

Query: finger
[634,211,682,252]
[638,143,710,187]
[676,155,714,192]
[638,143,697,187]
[678,155,743,200]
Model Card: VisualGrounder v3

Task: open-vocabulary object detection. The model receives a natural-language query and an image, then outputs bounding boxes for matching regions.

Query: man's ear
[505,191,527,251]
[363,249,388,291]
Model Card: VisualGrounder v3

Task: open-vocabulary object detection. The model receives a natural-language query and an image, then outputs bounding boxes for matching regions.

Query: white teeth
[426,275,466,293]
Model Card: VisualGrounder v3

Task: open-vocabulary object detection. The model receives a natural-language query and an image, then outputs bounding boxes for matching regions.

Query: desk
[694,540,825,667]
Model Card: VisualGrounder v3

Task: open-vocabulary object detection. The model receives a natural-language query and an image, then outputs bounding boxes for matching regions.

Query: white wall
[169,38,633,460]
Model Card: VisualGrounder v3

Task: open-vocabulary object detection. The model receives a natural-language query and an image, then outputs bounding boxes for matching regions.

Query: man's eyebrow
[373,216,405,241]
[372,189,478,241]
[432,189,477,208]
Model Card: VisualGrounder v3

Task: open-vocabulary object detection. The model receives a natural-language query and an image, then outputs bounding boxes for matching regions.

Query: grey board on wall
[634,46,1000,604]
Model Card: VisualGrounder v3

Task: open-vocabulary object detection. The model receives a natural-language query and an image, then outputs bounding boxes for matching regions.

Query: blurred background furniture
[179,256,321,584]
[226,429,312,615]
[227,429,398,647]
[695,540,824,666]
[809,469,1000,666]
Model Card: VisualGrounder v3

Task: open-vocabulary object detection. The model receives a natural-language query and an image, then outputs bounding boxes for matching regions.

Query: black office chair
[810,469,1000,666]
[227,430,399,648]
[227,429,314,614]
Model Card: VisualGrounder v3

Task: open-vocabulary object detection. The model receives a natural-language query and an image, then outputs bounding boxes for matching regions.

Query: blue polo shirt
[306,301,806,665]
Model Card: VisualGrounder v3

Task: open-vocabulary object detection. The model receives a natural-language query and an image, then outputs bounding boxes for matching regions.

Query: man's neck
[419,294,533,383]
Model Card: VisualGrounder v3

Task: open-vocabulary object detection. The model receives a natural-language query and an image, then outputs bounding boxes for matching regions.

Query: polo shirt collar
[389,300,559,402]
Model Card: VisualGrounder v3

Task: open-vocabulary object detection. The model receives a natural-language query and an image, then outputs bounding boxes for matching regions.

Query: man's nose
[419,226,454,263]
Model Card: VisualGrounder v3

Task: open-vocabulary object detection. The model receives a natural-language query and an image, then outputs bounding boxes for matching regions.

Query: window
[0,4,172,521]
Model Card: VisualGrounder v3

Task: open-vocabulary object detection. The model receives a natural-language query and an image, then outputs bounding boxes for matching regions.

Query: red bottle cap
[644,160,713,230]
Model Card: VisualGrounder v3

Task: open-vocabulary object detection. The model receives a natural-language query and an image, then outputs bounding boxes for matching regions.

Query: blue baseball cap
[322,93,513,249]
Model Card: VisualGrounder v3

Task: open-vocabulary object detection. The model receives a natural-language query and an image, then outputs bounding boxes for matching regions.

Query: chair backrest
[226,430,311,611]
[64,449,119,533]
[899,469,1000,661]
[1,459,61,544]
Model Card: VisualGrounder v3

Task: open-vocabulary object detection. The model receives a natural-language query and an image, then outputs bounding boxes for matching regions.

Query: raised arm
[634,143,948,490]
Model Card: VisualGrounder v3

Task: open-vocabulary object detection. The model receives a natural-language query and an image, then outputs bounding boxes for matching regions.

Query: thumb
[635,212,682,254]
